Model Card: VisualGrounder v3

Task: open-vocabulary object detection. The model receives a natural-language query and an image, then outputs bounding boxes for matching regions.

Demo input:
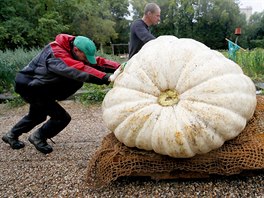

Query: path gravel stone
[0,101,263,197]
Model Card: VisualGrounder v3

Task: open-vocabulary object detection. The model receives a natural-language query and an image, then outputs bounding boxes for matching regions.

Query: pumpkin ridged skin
[102,36,256,158]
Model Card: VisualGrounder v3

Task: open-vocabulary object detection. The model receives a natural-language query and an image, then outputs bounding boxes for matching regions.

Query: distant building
[240,6,253,21]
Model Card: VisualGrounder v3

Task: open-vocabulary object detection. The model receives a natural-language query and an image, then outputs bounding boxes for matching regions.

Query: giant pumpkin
[102,36,256,158]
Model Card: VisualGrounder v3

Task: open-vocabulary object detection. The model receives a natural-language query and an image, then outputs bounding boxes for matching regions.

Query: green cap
[74,36,97,64]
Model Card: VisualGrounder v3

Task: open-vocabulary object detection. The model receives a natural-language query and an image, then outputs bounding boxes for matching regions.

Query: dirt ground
[0,101,109,197]
[0,100,263,197]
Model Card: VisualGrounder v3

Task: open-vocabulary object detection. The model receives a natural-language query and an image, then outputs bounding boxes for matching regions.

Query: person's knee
[63,112,71,126]
[55,111,71,127]
[36,115,47,124]
[49,105,71,126]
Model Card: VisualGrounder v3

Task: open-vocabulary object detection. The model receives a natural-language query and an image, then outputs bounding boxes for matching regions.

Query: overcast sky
[239,0,264,13]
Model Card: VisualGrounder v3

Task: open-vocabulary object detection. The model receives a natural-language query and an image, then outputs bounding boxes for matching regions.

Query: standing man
[128,2,161,59]
[2,34,121,154]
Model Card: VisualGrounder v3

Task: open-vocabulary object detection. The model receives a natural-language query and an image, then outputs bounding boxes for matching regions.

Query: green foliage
[110,0,130,19]
[0,0,130,50]
[130,0,148,19]
[221,48,264,81]
[5,94,26,108]
[250,39,264,48]
[131,0,250,49]
[236,48,264,81]
[0,0,263,51]
[0,48,40,92]
[75,84,112,105]
[36,11,69,45]
[246,11,264,49]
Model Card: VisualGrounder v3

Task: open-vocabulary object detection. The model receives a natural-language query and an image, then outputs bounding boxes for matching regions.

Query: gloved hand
[108,66,122,82]
[120,62,127,71]
[108,62,127,82]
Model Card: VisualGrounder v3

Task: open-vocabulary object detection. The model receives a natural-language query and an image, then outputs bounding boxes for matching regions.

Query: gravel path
[0,100,263,197]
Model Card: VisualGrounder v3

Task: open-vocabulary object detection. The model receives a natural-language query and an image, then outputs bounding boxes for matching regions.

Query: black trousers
[11,101,71,139]
[11,81,82,139]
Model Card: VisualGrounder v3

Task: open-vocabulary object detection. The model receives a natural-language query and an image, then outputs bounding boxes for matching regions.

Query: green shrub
[235,48,264,81]
[5,94,26,108]
[221,48,264,81]
[75,83,112,105]
[0,48,40,92]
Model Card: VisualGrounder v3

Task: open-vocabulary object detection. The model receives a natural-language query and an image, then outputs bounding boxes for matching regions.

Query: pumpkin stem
[158,90,179,106]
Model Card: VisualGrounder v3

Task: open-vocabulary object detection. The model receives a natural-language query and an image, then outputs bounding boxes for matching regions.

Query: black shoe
[2,132,25,149]
[28,133,53,154]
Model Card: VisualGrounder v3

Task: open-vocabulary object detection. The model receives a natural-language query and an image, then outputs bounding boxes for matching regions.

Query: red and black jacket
[16,34,120,87]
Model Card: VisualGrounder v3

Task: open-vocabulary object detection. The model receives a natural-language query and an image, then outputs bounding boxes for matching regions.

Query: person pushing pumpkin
[2,34,122,154]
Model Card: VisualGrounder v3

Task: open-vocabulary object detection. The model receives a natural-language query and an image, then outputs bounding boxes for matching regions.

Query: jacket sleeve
[46,57,111,85]
[94,56,121,73]
[96,56,120,68]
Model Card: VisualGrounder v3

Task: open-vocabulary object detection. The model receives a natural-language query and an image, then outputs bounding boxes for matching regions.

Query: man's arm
[94,56,121,73]
[47,58,111,85]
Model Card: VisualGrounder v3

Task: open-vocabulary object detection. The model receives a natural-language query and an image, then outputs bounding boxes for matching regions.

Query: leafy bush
[0,48,40,92]
[75,84,112,105]
[5,93,26,108]
[236,48,264,82]
[221,48,264,82]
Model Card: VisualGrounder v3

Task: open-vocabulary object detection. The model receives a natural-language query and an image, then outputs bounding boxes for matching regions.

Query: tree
[109,0,130,44]
[155,0,245,49]
[246,11,264,48]
[129,0,246,49]
[59,0,121,52]
[0,0,125,51]
[155,0,196,37]
[130,0,148,20]
[0,0,260,51]
[0,0,68,50]
[187,0,245,49]
[36,11,69,45]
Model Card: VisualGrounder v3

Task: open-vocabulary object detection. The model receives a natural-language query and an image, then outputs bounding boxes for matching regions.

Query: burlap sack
[86,96,264,188]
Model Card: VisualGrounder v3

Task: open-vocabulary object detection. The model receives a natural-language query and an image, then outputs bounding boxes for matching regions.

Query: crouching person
[2,34,121,154]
